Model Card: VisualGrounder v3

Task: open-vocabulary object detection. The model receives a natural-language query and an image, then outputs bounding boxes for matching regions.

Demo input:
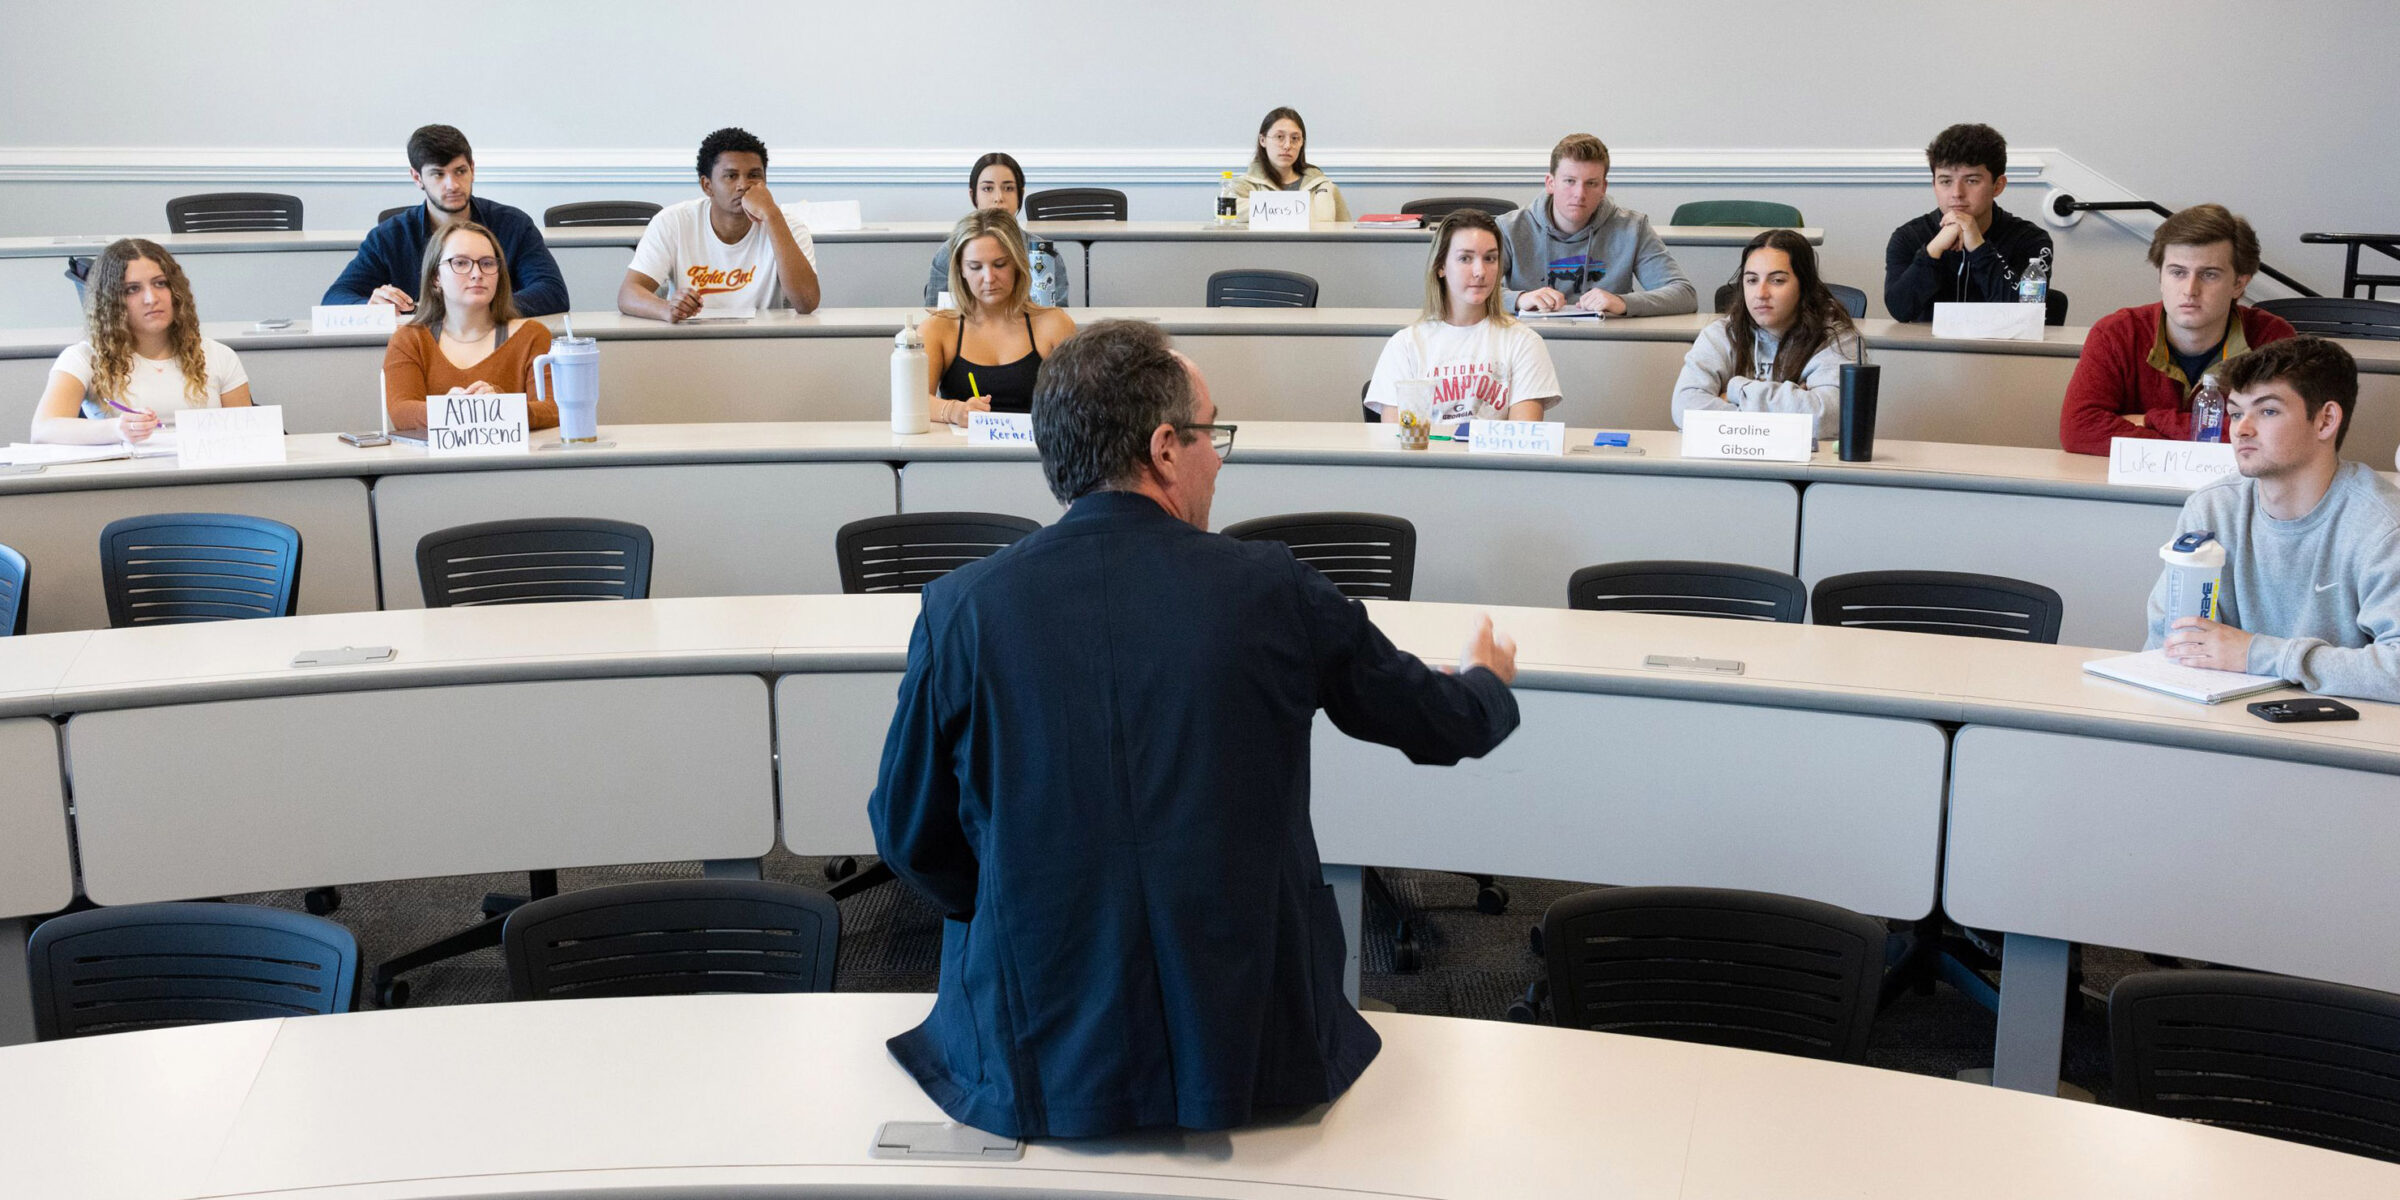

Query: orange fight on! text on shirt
[685,265,758,296]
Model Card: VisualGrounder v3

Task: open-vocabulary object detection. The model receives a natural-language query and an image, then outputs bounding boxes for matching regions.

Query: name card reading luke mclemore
[966,411,1037,445]
[427,392,531,457]
[2107,437,2238,489]
[1466,420,1566,456]
[1679,411,1814,463]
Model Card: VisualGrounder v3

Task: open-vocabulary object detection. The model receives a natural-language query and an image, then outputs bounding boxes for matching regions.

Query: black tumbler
[1839,362,1882,462]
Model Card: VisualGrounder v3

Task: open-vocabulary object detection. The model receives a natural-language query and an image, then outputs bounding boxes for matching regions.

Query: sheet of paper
[2083,649,2286,704]
[1,443,132,466]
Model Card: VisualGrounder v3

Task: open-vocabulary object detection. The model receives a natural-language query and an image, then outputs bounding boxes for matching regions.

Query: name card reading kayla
[1246,191,1313,231]
[2107,437,2239,489]
[1679,411,1814,463]
[966,411,1036,445]
[1466,420,1566,456]
[310,303,398,334]
[175,405,287,468]
[426,392,531,457]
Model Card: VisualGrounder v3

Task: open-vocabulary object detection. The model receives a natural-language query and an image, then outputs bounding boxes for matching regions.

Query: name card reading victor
[1680,411,1814,463]
[176,405,287,468]
[2107,437,2238,489]
[966,411,1037,445]
[310,303,397,334]
[1246,190,1314,231]
[426,392,531,456]
[1466,419,1567,456]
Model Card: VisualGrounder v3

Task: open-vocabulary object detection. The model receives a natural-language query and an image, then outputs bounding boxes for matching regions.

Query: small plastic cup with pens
[1394,379,1434,450]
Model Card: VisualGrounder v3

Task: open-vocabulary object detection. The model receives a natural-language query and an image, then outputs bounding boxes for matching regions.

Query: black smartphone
[2247,698,2360,723]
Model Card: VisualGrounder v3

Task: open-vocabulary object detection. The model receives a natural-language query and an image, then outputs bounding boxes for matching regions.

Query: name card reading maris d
[426,392,531,457]
[309,303,398,334]
[1679,411,1814,463]
[1466,420,1566,456]
[966,411,1037,446]
[1246,191,1314,231]
[2107,437,2239,489]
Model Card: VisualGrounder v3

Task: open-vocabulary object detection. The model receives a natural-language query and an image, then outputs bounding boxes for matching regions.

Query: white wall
[3,0,2392,318]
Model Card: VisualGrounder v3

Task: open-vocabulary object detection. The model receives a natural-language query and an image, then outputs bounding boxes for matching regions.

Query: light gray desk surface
[3,992,2393,1200]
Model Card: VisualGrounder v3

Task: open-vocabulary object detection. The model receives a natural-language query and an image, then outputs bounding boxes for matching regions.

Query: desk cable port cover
[871,1120,1024,1161]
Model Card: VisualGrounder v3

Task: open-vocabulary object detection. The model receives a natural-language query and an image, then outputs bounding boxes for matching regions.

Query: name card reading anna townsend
[426,392,531,457]
[1679,411,1814,463]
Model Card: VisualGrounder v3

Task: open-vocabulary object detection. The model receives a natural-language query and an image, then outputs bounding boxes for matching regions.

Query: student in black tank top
[925,209,1076,426]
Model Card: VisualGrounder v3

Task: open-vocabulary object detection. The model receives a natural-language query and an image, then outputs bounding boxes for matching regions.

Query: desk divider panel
[776,672,906,855]
[0,718,72,920]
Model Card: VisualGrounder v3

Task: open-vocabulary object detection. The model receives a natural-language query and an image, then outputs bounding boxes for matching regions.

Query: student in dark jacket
[322,125,568,316]
[869,320,1522,1139]
[1883,123,2052,321]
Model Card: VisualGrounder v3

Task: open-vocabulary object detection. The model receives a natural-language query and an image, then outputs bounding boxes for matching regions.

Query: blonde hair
[944,209,1034,320]
[410,221,521,332]
[1420,211,1513,325]
[84,238,207,404]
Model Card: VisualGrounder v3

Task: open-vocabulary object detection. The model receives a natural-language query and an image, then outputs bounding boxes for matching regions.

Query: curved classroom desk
[7,992,2399,1200]
[5,595,2399,1097]
[0,422,2211,648]
[8,307,2397,466]
[0,221,1816,327]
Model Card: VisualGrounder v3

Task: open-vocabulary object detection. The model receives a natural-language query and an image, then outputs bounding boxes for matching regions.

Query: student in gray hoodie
[1497,133,1696,317]
[2149,336,2400,703]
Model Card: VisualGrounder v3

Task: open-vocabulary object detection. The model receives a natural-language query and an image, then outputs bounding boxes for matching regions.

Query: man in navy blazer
[869,319,1522,1138]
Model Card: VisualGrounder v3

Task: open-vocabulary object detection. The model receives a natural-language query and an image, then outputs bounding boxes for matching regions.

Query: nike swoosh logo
[2317,581,2340,592]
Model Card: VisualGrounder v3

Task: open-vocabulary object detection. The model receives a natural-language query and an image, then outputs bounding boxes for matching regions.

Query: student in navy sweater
[322,125,568,317]
[1883,123,2052,322]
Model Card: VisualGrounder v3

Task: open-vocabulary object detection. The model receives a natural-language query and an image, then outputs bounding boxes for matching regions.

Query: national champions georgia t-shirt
[1362,317,1564,422]
[627,197,820,317]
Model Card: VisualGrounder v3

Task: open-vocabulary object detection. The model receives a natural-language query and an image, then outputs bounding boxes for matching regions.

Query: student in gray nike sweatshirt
[1496,133,1696,318]
[2147,336,2400,702]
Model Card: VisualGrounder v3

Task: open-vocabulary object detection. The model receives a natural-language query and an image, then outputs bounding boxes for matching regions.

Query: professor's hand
[1456,613,1518,685]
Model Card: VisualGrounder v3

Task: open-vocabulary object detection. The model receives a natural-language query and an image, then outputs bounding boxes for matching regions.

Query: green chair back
[1671,200,1804,228]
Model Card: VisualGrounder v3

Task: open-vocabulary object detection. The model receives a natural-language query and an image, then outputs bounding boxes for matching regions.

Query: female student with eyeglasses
[381,221,557,433]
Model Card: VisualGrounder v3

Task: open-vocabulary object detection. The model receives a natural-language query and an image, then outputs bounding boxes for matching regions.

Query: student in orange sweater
[2057,204,2293,454]
[381,222,556,433]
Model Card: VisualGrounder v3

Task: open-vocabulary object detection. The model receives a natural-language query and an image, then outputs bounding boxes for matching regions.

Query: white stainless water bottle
[890,314,929,434]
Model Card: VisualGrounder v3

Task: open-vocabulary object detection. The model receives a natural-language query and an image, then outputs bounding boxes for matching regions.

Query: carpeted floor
[234,851,2128,1102]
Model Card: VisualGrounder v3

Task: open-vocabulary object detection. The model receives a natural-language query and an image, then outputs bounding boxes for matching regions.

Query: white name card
[966,411,1036,445]
[1931,301,2044,341]
[1246,190,1313,231]
[310,303,398,334]
[1466,420,1567,456]
[175,405,286,468]
[2107,437,2239,489]
[1680,411,1815,463]
[426,392,531,457]
[796,199,864,233]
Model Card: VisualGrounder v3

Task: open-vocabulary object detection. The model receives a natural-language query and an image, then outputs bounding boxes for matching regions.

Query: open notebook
[1,433,178,466]
[2083,649,2287,704]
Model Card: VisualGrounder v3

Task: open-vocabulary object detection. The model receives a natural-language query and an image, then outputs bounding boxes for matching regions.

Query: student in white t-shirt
[617,127,821,321]
[32,238,252,445]
[1364,209,1562,424]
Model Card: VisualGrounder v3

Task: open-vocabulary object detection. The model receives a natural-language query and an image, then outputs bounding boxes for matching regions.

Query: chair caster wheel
[1527,924,1544,957]
[1505,999,1538,1023]
[303,887,340,916]
[1475,883,1510,915]
[379,979,411,1009]
[1393,939,1422,973]
[1505,978,1548,1023]
[824,856,858,883]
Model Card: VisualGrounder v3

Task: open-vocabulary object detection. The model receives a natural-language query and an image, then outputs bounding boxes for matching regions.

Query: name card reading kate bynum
[1246,190,1314,231]
[1679,411,1814,463]
[2107,437,2239,489]
[310,303,398,334]
[426,392,531,457]
[966,411,1037,446]
[1466,420,1567,456]
[175,404,287,468]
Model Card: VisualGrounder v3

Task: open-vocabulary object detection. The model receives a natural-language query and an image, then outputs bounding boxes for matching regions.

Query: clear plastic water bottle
[2017,249,2051,305]
[1216,171,1239,225]
[2190,370,2227,443]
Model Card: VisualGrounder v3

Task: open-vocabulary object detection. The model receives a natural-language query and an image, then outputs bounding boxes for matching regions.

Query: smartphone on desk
[337,431,389,448]
[2247,698,2359,723]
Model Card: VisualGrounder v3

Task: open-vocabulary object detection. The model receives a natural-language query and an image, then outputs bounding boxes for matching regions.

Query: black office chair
[2300,231,2400,300]
[97,513,303,627]
[165,192,303,234]
[504,878,840,1000]
[1568,560,1807,623]
[544,201,663,229]
[1206,269,1320,309]
[1400,196,1518,219]
[1515,886,1885,1063]
[1712,281,1869,319]
[2113,970,2400,1163]
[1024,188,1127,306]
[2255,296,2400,342]
[65,255,94,307]
[0,542,27,637]
[2044,288,2071,326]
[1672,200,1805,228]
[376,205,414,225]
[1809,569,2063,643]
[27,902,358,1040]
[373,518,656,1006]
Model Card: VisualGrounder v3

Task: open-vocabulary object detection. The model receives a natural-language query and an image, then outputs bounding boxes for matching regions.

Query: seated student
[619,127,820,322]
[323,124,568,317]
[922,153,1068,308]
[1227,107,1351,223]
[2059,204,2295,454]
[33,238,252,444]
[1499,134,1695,317]
[2148,337,2400,702]
[1883,123,2054,322]
[924,210,1076,426]
[381,222,557,433]
[1672,230,1865,440]
[1364,210,1562,424]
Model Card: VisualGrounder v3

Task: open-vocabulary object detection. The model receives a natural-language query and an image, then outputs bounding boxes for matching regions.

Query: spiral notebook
[2083,650,2286,704]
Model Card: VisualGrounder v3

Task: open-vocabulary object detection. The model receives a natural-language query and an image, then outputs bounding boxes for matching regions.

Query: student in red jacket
[2058,204,2295,454]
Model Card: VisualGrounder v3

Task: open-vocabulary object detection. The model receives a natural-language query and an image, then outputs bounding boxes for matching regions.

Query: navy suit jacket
[321,197,569,316]
[869,490,1519,1138]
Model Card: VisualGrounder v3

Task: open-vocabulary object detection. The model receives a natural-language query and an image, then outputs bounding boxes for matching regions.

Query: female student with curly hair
[32,238,252,444]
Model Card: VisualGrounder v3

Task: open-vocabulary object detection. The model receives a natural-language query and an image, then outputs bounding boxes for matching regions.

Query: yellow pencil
[968,372,981,400]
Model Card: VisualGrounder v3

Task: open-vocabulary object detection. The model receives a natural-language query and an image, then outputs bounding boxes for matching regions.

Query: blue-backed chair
[504,878,840,1000]
[97,513,302,627]
[27,902,357,1039]
[0,542,27,636]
